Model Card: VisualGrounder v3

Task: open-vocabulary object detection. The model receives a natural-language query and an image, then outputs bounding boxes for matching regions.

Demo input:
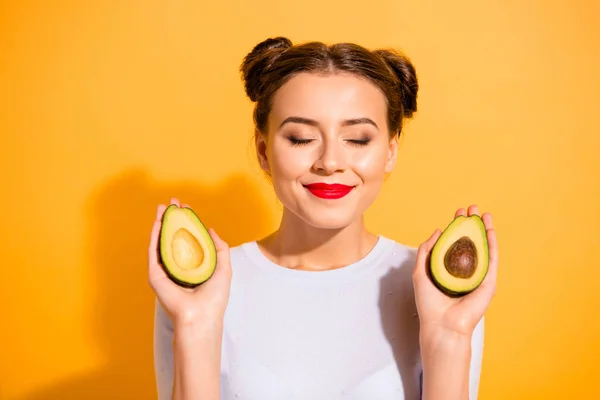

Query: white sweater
[154,235,485,400]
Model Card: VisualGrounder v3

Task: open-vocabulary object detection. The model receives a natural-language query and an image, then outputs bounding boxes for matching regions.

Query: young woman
[150,37,498,400]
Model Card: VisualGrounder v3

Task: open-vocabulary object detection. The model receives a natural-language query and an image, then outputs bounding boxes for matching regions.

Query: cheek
[269,144,314,180]
[352,146,389,181]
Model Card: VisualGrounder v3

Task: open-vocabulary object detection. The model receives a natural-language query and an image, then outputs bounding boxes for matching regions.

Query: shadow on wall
[20,168,273,400]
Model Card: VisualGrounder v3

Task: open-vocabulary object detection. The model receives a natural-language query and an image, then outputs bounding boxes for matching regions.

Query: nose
[313,138,347,174]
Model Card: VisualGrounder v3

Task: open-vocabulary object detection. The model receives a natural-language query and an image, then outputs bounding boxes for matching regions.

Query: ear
[254,131,271,174]
[385,134,399,173]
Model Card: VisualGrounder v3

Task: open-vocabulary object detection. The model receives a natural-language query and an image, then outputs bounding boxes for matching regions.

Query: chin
[295,207,359,230]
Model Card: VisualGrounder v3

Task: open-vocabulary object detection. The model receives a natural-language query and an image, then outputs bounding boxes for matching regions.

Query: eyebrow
[278,116,379,130]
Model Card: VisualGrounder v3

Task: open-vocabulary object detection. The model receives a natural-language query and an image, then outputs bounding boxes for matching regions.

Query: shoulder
[377,236,418,274]
[387,237,418,263]
[226,240,264,279]
[228,241,256,267]
[367,236,419,297]
[229,241,251,261]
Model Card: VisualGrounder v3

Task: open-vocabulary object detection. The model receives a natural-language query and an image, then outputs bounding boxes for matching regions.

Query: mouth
[303,183,355,200]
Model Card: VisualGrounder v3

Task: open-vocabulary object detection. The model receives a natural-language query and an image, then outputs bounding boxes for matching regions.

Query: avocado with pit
[158,204,217,288]
[429,214,489,296]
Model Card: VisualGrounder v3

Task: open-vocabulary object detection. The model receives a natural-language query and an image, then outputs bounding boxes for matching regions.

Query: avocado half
[429,214,489,296]
[158,204,217,288]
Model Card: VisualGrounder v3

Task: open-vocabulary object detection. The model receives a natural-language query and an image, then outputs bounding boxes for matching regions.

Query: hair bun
[256,36,293,52]
[375,49,418,119]
[240,37,293,102]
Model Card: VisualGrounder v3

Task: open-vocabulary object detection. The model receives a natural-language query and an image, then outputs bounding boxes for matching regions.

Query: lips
[303,183,355,199]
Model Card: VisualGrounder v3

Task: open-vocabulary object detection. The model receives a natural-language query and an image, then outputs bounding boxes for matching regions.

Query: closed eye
[347,139,371,146]
[288,137,313,146]
[287,137,371,147]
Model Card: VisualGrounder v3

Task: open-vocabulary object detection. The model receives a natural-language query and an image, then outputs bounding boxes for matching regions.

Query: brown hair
[239,36,418,138]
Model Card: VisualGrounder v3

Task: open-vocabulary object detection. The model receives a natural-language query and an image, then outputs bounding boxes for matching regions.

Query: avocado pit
[444,236,477,279]
[171,227,205,271]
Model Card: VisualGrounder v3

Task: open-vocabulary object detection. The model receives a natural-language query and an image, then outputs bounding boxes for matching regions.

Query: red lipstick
[304,183,354,199]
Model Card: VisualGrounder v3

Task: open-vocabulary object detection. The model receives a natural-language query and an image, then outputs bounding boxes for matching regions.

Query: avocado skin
[158,204,217,288]
[158,259,206,288]
[430,275,471,298]
[428,214,489,297]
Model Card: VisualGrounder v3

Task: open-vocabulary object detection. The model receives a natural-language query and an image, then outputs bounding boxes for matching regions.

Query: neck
[257,208,379,271]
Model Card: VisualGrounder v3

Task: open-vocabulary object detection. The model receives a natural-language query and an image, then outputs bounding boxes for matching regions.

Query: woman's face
[256,72,398,230]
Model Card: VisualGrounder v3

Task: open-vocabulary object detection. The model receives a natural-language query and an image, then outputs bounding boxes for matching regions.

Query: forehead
[268,72,388,128]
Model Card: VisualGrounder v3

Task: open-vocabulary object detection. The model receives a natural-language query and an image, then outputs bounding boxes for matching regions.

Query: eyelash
[287,137,371,147]
[348,139,371,147]
[288,137,313,146]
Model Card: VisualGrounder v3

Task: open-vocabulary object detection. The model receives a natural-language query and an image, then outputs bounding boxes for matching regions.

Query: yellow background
[1,0,598,399]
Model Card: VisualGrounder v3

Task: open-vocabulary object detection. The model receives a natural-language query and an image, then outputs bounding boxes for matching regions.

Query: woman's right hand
[148,197,233,332]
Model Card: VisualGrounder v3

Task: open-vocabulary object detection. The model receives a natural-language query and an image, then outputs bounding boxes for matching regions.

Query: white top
[154,236,485,400]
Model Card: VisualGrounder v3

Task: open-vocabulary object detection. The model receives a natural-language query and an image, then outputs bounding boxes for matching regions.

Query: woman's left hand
[412,204,499,344]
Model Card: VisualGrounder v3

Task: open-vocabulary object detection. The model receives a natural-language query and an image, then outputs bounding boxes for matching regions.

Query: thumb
[413,228,442,283]
[208,228,232,280]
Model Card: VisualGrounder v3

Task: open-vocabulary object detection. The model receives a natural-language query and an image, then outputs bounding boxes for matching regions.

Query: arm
[172,319,223,400]
[149,199,233,400]
[154,297,224,400]
[154,298,175,400]
[413,205,497,400]
[420,317,485,400]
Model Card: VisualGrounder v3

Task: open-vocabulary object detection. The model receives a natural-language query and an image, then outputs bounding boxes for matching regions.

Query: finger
[455,208,467,218]
[413,228,442,281]
[208,228,232,278]
[468,204,479,216]
[482,212,497,272]
[461,227,498,315]
[170,198,181,207]
[181,204,190,209]
[479,225,498,294]
[148,220,166,283]
[473,222,499,294]
[482,212,493,230]
[156,204,167,220]
[486,226,499,280]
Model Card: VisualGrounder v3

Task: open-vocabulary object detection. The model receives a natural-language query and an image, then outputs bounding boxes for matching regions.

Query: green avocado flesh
[429,214,489,296]
[158,204,217,288]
